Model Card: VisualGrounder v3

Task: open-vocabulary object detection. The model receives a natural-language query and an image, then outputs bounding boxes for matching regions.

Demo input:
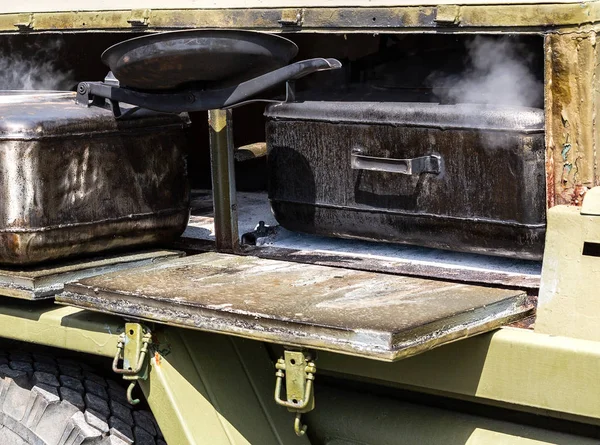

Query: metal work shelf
[57,252,533,361]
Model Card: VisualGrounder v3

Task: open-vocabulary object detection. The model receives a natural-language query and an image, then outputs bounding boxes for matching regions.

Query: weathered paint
[545,31,600,206]
[0,298,596,442]
[0,0,594,14]
[1,4,600,34]
[1,298,600,429]
[139,326,600,445]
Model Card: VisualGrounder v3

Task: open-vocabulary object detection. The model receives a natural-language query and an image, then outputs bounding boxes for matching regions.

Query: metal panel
[57,252,533,361]
[0,0,590,15]
[316,327,600,423]
[141,327,310,445]
[0,301,121,357]
[535,196,600,341]
[544,32,600,207]
[306,384,599,445]
[0,4,598,34]
[0,250,183,300]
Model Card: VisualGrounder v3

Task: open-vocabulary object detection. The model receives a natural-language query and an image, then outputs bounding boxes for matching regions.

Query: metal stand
[208,109,239,252]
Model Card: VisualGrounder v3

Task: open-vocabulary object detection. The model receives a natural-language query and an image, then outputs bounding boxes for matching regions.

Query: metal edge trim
[0,207,189,233]
[269,199,547,229]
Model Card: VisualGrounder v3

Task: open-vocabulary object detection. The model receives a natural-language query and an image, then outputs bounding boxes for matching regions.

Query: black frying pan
[102,29,299,91]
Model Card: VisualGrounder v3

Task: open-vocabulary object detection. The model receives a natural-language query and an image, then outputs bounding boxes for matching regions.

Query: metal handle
[351,150,441,175]
[76,58,342,113]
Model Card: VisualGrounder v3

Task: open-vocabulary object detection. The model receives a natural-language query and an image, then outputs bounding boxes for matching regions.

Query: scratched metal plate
[58,252,533,361]
[0,250,184,300]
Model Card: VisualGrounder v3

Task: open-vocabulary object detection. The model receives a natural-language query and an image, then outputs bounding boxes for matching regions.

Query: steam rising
[0,40,74,90]
[427,36,543,108]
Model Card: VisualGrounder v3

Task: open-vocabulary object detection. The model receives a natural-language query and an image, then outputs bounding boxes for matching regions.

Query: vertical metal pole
[208,109,239,252]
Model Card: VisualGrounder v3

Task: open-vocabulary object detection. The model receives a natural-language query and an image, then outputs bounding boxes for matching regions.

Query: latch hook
[274,350,316,436]
[294,412,307,436]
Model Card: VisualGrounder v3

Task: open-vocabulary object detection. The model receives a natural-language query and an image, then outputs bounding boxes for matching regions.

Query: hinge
[14,13,33,31]
[274,350,316,436]
[112,322,152,405]
[127,9,150,27]
[434,5,461,25]
[279,9,304,27]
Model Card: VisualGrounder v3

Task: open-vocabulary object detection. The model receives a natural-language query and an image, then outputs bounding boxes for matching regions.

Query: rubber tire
[0,350,165,445]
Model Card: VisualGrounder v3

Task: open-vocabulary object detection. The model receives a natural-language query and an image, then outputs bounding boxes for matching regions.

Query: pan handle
[223,57,341,108]
[351,149,441,175]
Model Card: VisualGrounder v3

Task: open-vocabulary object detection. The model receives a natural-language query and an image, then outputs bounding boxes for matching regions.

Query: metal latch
[14,13,33,31]
[279,9,304,27]
[435,5,461,25]
[127,9,150,27]
[112,322,152,405]
[274,350,316,436]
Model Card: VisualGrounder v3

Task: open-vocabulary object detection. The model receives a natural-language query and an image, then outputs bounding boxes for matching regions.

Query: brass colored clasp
[274,350,316,436]
[278,8,304,27]
[112,323,152,405]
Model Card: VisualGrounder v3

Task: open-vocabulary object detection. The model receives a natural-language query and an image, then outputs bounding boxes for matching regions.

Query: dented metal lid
[265,101,545,133]
[0,90,190,140]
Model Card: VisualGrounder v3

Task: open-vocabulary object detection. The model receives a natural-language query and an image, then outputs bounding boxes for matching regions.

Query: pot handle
[351,149,441,175]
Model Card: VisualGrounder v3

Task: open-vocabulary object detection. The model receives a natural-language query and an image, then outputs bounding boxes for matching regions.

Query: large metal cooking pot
[0,90,190,265]
[102,29,299,91]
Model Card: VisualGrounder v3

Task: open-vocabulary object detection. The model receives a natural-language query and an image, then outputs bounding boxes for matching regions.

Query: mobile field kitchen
[0,0,597,444]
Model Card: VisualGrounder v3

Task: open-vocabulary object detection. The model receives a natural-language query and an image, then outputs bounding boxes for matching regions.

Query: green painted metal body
[0,301,596,443]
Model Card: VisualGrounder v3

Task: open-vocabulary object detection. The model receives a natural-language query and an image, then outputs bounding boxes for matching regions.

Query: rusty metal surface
[2,5,600,34]
[545,32,600,207]
[0,91,190,265]
[58,252,533,361]
[0,250,183,300]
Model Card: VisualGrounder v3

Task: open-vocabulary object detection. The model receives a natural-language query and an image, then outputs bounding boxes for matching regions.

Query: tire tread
[0,351,160,445]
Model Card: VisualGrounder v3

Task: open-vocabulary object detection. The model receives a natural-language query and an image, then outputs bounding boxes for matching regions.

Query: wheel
[0,350,165,445]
